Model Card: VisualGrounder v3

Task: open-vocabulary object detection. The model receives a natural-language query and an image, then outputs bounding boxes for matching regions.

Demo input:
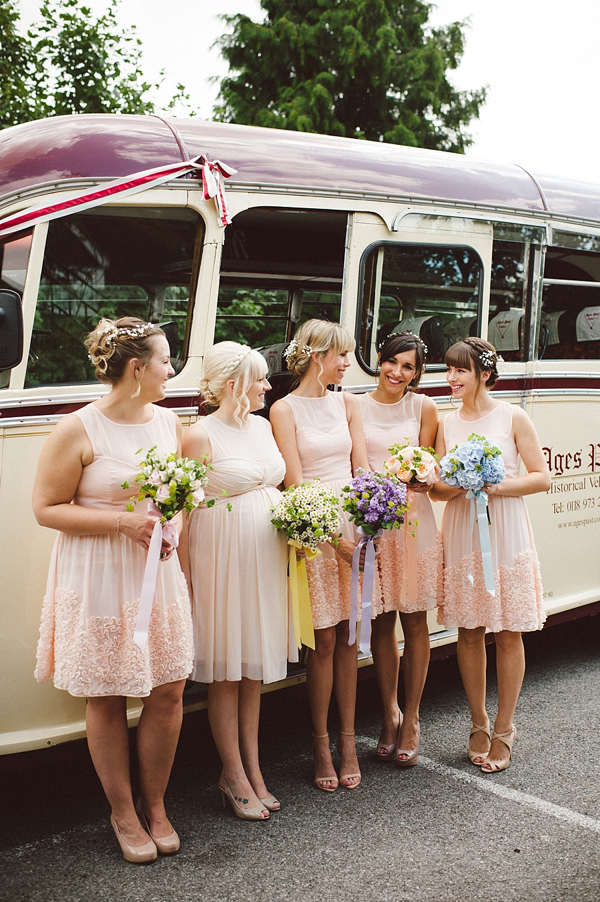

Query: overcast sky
[17,0,600,183]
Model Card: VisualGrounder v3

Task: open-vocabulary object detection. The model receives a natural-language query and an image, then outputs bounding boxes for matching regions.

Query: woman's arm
[429,414,464,502]
[485,407,551,498]
[32,413,158,548]
[181,417,212,465]
[270,399,304,488]
[343,392,370,474]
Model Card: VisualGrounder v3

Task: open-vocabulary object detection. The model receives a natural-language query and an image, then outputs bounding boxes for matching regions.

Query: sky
[16,0,600,184]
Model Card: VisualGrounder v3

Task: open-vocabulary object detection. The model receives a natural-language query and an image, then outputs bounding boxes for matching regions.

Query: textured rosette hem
[373,533,443,616]
[438,549,545,633]
[35,589,194,696]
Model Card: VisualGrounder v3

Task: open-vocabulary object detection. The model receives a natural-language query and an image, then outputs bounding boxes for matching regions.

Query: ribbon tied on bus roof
[0,154,238,240]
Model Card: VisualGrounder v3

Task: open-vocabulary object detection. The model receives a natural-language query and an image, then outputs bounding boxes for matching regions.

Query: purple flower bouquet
[341,469,408,536]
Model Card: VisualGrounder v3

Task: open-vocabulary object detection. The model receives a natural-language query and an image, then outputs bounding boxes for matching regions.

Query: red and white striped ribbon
[0,155,237,239]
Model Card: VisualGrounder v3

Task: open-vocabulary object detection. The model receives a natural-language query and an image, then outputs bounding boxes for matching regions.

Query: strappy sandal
[337,730,362,790]
[312,733,338,792]
[468,716,491,766]
[480,725,517,773]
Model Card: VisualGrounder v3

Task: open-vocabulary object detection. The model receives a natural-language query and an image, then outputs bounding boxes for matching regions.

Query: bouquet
[270,479,341,553]
[341,469,408,536]
[439,433,505,492]
[122,445,213,523]
[271,480,340,651]
[385,444,439,487]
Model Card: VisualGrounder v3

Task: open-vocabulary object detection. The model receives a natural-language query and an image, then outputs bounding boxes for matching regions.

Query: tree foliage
[0,0,192,128]
[215,0,486,152]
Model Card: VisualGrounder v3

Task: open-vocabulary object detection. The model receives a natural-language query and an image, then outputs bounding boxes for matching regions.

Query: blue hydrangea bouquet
[440,433,505,492]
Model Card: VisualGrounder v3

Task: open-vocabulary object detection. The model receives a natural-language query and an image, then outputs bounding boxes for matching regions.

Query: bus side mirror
[0,289,23,371]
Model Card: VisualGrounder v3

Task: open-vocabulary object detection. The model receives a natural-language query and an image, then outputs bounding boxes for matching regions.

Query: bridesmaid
[33,317,193,863]
[270,319,369,792]
[181,341,293,820]
[431,337,550,772]
[356,332,442,767]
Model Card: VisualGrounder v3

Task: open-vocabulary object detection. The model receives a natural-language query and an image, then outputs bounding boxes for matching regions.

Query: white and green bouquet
[122,445,213,523]
[270,479,341,553]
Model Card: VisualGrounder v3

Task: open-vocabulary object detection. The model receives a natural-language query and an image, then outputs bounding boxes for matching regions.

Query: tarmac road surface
[1,613,599,901]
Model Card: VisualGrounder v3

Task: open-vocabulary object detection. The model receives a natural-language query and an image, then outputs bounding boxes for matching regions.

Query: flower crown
[379,331,428,355]
[99,322,156,347]
[283,338,313,359]
[479,349,503,369]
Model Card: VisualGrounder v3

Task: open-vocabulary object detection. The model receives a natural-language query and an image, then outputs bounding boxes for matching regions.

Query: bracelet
[116,512,124,536]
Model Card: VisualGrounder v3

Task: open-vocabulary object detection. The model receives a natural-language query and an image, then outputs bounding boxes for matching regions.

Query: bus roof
[1,113,600,222]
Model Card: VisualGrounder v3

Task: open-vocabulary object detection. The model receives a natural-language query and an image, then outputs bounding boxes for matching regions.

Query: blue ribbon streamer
[348,527,383,656]
[466,488,495,596]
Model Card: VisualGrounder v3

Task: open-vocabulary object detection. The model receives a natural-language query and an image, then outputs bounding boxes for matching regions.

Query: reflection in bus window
[26,207,203,388]
[217,208,347,380]
[358,244,482,371]
[1,230,33,388]
[541,235,600,361]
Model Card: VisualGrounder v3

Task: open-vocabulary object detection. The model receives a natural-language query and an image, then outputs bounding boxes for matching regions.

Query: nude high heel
[110,814,157,863]
[218,779,270,820]
[336,730,362,790]
[135,799,180,854]
[480,726,517,773]
[468,716,491,766]
[396,722,420,768]
[312,733,339,792]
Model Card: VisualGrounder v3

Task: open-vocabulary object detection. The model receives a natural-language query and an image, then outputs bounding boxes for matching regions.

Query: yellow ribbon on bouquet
[288,540,319,650]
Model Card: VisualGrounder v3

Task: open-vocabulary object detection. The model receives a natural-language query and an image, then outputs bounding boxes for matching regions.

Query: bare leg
[208,679,265,813]
[370,611,401,751]
[333,619,360,788]
[397,610,430,754]
[457,626,490,759]
[86,696,150,847]
[306,626,337,789]
[238,677,275,804]
[137,679,186,838]
[484,630,524,767]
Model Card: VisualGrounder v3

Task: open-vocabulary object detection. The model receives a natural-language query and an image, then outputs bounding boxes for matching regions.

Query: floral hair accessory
[283,338,313,360]
[479,349,503,369]
[379,331,428,355]
[101,322,156,347]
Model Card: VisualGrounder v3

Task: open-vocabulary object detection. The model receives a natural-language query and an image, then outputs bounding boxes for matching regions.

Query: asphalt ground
[1,613,599,902]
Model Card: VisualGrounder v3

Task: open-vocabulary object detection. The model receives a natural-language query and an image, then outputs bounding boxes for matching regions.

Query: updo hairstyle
[378,331,426,390]
[84,317,164,385]
[285,319,355,390]
[445,337,501,388]
[200,341,267,425]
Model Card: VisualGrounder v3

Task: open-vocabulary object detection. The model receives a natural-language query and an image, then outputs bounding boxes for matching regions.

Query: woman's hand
[118,512,162,550]
[334,536,356,566]
[407,481,430,495]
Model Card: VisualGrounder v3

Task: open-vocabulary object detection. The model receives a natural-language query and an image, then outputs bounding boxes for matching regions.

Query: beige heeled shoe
[218,779,270,820]
[396,722,420,768]
[336,730,362,790]
[110,813,157,864]
[312,733,339,792]
[480,726,517,773]
[468,716,491,766]
[260,792,281,812]
[135,799,180,855]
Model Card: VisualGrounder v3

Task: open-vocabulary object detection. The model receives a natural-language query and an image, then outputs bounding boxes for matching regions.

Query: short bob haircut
[445,337,500,388]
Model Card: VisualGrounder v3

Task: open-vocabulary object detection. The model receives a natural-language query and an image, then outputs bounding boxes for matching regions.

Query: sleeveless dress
[188,414,294,684]
[280,391,357,630]
[357,391,443,615]
[439,401,545,632]
[34,403,194,697]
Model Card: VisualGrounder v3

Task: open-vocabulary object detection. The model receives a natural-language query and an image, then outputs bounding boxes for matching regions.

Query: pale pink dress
[280,391,357,629]
[35,403,194,697]
[188,414,294,684]
[357,391,443,615]
[439,401,545,632]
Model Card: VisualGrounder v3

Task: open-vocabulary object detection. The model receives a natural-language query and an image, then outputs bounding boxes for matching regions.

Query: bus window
[540,232,600,360]
[0,230,32,388]
[357,243,482,372]
[488,225,544,362]
[217,208,347,375]
[25,207,203,388]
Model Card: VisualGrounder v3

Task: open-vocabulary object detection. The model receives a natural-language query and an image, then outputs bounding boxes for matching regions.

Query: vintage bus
[1,114,599,755]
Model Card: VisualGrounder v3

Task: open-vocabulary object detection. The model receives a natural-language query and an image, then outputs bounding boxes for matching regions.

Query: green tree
[0,0,192,128]
[215,0,486,152]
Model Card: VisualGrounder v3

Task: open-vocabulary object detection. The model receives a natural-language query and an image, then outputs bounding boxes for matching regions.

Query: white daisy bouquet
[270,479,341,553]
[385,444,440,487]
[122,445,213,523]
[440,433,505,492]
